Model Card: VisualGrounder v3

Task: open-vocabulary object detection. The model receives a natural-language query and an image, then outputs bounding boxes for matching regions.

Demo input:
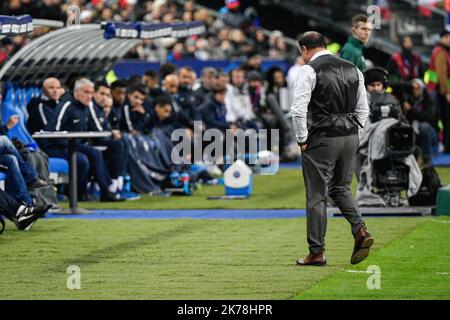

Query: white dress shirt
[291,50,369,144]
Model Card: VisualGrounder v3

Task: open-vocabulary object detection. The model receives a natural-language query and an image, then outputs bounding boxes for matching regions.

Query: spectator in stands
[0,188,51,231]
[109,80,127,130]
[193,67,218,106]
[427,30,450,153]
[32,0,64,21]
[121,85,152,135]
[183,0,195,13]
[247,71,268,117]
[254,29,270,56]
[340,14,373,72]
[0,37,15,66]
[266,66,290,112]
[265,66,298,160]
[241,54,263,73]
[225,67,257,129]
[402,79,438,163]
[43,78,122,202]
[386,36,424,84]
[269,31,288,59]
[194,38,211,61]
[167,42,186,62]
[248,70,292,154]
[221,0,255,31]
[286,56,306,98]
[27,77,62,134]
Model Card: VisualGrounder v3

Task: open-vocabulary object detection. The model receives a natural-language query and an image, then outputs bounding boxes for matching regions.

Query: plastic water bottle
[124,175,131,193]
[180,172,191,195]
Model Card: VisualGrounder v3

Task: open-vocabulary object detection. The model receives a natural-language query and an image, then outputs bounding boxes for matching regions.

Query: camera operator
[355,67,422,207]
[365,67,400,111]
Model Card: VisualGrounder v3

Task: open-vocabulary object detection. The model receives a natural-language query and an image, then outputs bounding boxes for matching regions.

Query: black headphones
[364,67,389,88]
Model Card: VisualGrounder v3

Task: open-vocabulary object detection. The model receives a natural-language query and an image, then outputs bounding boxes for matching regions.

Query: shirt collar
[310,50,332,62]
[349,35,365,48]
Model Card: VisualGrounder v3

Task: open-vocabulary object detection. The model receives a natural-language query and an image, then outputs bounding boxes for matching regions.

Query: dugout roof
[0,24,141,84]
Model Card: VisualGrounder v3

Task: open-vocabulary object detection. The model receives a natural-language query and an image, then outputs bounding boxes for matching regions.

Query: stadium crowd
[0,0,294,65]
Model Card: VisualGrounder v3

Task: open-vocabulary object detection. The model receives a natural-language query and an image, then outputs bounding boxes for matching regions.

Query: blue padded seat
[49,157,69,174]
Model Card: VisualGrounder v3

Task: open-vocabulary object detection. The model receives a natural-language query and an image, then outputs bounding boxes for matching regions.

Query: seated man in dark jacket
[42,78,122,202]
[402,79,438,162]
[109,80,127,130]
[87,81,139,200]
[120,85,153,135]
[26,77,61,134]
[197,86,229,132]
[162,74,196,131]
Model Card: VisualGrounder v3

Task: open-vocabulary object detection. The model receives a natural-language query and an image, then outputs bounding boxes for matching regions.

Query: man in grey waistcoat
[291,31,374,266]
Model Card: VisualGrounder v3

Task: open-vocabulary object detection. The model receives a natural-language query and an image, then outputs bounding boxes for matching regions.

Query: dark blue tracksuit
[175,86,198,130]
[41,96,112,198]
[26,95,59,134]
[86,102,127,179]
[120,99,153,134]
[198,96,228,132]
[108,102,123,130]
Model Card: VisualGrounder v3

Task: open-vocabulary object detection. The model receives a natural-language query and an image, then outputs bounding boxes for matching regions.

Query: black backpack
[409,165,442,206]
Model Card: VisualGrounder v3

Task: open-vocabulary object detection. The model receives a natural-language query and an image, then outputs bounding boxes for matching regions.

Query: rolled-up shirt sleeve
[354,69,370,139]
[291,65,316,144]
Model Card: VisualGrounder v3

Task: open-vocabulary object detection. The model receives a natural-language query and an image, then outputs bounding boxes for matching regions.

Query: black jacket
[26,95,59,134]
[120,99,153,134]
[41,96,89,149]
[198,96,228,131]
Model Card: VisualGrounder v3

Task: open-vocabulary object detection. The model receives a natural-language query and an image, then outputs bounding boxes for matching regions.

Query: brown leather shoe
[351,225,374,265]
[296,251,327,266]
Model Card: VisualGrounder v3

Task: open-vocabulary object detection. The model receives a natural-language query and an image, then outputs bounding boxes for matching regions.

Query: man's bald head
[43,77,62,101]
[163,74,179,95]
[297,31,327,63]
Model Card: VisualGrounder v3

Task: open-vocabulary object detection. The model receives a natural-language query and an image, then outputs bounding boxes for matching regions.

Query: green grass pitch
[1,168,450,300]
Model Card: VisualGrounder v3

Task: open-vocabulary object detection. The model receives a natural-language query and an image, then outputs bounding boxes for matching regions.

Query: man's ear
[300,45,307,56]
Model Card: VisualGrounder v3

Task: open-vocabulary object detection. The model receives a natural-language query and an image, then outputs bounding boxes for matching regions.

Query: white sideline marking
[435,272,450,275]
[343,269,371,274]
[432,220,450,224]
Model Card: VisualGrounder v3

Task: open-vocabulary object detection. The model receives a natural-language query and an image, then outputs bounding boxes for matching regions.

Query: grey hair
[74,78,94,92]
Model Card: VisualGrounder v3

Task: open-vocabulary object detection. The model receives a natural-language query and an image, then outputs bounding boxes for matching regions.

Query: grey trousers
[301,135,365,254]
